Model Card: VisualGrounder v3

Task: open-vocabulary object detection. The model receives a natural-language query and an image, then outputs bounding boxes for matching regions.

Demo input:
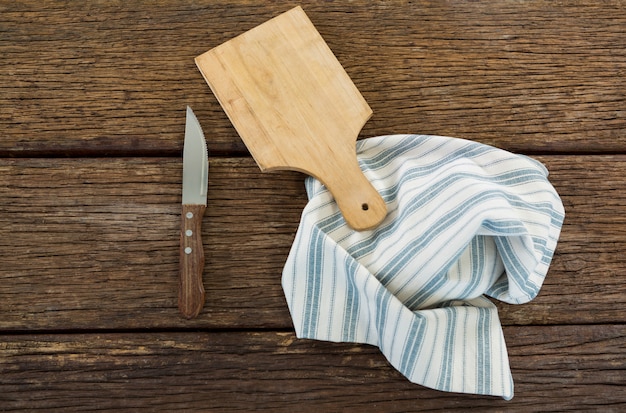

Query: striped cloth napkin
[282,134,564,400]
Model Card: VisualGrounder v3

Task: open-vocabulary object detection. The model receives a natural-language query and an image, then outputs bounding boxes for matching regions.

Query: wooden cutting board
[195,6,387,231]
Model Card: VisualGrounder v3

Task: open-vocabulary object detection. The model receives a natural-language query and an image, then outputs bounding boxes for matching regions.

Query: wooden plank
[1,1,624,156]
[0,155,624,330]
[0,157,301,330]
[0,326,624,411]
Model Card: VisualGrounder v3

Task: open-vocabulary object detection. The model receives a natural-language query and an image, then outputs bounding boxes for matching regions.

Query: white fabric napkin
[282,134,564,400]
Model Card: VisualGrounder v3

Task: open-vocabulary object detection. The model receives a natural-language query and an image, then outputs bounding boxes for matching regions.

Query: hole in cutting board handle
[361,203,369,211]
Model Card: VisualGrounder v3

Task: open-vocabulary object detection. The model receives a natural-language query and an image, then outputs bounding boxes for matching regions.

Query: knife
[179,106,209,319]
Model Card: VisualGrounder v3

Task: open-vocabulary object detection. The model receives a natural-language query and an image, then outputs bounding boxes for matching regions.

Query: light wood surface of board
[195,6,386,230]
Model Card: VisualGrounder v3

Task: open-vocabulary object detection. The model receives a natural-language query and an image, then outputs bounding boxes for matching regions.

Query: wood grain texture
[1,1,624,410]
[0,327,624,412]
[1,0,624,156]
[0,156,624,330]
[0,157,302,330]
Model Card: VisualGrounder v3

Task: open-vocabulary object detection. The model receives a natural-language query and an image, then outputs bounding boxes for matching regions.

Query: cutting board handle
[316,150,386,231]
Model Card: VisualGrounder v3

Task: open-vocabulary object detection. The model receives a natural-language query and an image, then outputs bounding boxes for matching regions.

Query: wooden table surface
[1,1,624,411]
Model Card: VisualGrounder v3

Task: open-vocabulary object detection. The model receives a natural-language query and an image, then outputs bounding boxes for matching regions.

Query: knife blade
[179,106,209,319]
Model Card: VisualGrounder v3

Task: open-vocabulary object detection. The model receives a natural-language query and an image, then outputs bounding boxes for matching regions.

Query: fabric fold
[282,134,564,400]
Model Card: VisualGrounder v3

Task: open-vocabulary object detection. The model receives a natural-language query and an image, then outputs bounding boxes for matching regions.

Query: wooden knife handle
[179,204,206,319]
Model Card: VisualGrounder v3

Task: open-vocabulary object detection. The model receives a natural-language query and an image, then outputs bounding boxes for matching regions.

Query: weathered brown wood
[0,157,302,330]
[1,1,624,410]
[1,1,624,156]
[0,155,624,330]
[0,326,623,411]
